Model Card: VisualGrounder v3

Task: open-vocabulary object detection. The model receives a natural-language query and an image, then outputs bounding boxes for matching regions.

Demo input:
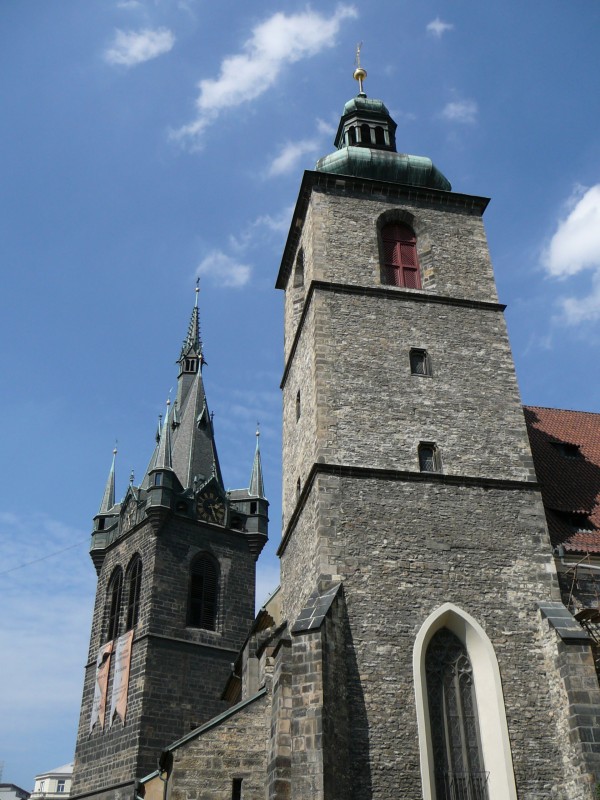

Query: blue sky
[1,0,599,790]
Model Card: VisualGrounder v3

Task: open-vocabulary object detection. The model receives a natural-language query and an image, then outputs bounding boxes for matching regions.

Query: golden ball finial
[353,66,367,83]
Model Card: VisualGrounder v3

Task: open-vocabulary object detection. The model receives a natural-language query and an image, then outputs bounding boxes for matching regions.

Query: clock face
[196,490,226,525]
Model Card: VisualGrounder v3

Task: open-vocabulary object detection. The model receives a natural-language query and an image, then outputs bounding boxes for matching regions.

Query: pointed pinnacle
[249,426,265,498]
[99,448,117,514]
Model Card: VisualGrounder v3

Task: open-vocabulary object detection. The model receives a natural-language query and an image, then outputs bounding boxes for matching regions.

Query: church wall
[307,187,499,304]
[280,472,600,797]
[73,515,256,798]
[312,288,535,481]
[166,694,270,800]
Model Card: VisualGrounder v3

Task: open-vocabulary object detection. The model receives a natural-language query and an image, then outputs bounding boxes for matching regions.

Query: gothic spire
[155,400,173,471]
[179,281,203,363]
[249,426,265,498]
[98,447,117,514]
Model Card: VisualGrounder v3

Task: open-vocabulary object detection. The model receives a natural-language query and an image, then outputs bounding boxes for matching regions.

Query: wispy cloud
[267,139,321,177]
[0,513,95,734]
[196,250,251,288]
[229,206,294,253]
[104,27,175,67]
[427,17,454,38]
[542,184,600,324]
[441,99,478,124]
[172,5,357,146]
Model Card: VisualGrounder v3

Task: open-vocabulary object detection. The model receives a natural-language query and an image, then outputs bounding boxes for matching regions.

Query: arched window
[125,556,142,631]
[188,553,219,630]
[374,125,386,145]
[348,126,356,145]
[426,628,489,799]
[105,568,123,642]
[381,223,422,289]
[360,123,371,145]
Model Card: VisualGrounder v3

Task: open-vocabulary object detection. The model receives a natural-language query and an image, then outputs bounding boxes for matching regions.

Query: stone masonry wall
[281,472,600,798]
[73,513,256,798]
[167,694,270,800]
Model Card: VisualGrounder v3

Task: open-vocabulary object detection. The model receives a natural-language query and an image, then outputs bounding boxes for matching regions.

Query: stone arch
[413,602,517,800]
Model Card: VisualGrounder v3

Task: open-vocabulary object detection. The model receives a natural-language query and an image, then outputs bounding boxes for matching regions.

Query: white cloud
[104,27,175,67]
[196,250,251,288]
[172,5,357,145]
[441,99,478,124]
[542,184,600,323]
[427,17,454,38]
[316,118,336,137]
[267,139,320,177]
[229,206,294,253]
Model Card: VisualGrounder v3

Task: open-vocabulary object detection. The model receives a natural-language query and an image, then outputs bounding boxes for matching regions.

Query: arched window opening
[106,568,123,642]
[125,556,142,631]
[381,223,422,289]
[360,124,371,145]
[375,126,385,145]
[188,554,219,631]
[293,248,304,288]
[426,628,489,799]
[348,126,356,145]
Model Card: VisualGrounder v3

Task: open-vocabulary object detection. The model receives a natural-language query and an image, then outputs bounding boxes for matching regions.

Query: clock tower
[71,288,268,800]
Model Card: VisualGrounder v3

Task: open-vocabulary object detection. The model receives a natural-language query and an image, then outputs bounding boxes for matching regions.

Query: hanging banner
[90,640,113,733]
[109,629,134,726]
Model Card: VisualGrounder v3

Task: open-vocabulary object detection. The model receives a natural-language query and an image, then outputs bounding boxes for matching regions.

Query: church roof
[316,148,451,191]
[524,406,600,553]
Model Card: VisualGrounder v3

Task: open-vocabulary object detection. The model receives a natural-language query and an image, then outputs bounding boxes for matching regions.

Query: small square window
[56,781,66,793]
[418,442,441,473]
[410,348,432,376]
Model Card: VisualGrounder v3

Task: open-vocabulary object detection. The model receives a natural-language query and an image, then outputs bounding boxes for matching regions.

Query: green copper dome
[316,147,451,191]
[316,94,452,191]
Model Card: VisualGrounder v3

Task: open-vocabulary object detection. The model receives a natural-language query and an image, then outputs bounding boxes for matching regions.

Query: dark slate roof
[524,406,600,553]
[538,601,591,641]
[290,583,342,634]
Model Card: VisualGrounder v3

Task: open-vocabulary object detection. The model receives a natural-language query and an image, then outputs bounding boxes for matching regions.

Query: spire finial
[129,469,135,486]
[353,42,367,96]
[195,277,200,308]
[249,424,265,498]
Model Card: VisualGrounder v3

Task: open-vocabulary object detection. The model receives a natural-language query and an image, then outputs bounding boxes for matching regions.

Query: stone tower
[272,80,600,798]
[71,291,268,800]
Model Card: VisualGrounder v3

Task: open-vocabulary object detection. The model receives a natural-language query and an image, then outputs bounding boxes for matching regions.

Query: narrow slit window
[296,390,301,421]
[231,779,242,800]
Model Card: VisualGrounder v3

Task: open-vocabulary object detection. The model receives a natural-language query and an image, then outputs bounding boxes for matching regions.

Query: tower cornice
[275,170,490,290]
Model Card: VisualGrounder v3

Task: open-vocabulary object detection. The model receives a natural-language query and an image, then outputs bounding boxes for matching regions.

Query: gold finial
[353,42,367,95]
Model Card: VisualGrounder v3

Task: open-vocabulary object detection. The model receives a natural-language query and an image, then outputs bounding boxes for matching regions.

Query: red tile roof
[524,406,600,554]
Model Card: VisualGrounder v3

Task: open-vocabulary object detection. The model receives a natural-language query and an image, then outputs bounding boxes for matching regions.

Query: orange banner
[90,640,113,733]
[109,629,134,726]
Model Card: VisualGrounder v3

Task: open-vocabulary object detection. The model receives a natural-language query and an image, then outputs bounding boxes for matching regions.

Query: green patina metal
[316,147,452,191]
[317,93,452,191]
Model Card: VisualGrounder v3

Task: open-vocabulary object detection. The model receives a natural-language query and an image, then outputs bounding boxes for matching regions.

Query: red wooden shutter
[381,224,422,289]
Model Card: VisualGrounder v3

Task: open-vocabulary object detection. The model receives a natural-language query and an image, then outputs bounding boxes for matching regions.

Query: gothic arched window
[381,223,422,289]
[426,628,489,799]
[125,555,142,631]
[105,567,123,642]
[188,553,219,631]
